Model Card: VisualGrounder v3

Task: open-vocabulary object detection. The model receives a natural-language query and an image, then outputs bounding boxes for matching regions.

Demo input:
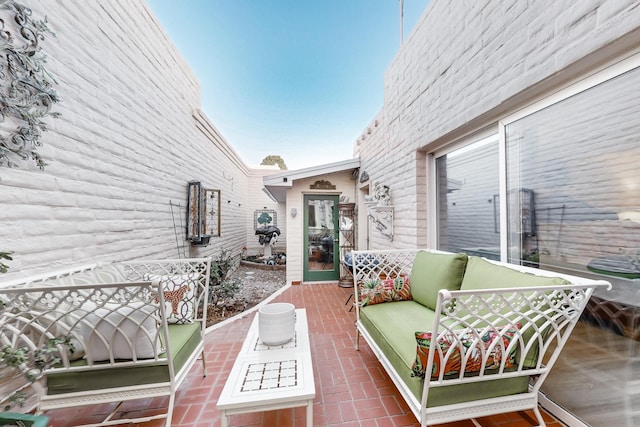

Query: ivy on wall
[0,0,60,170]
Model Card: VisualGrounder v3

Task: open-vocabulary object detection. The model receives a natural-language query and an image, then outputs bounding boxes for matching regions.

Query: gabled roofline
[263,157,360,203]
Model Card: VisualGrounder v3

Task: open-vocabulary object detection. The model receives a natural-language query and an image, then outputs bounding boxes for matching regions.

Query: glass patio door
[503,65,640,426]
[434,59,640,426]
[303,194,339,282]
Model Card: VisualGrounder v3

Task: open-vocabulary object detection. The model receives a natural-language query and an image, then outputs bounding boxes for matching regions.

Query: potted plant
[0,314,72,426]
[0,252,70,426]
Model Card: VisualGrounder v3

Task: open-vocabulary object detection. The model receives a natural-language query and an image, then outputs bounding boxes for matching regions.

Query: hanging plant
[0,0,60,170]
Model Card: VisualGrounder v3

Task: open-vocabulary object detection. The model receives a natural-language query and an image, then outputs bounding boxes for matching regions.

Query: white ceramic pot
[258,302,296,345]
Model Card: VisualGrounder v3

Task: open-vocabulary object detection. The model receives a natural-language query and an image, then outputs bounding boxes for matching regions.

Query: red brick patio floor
[45,283,564,426]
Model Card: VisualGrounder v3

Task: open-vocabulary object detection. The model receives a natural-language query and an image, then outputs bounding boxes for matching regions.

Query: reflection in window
[307,199,335,272]
[436,135,500,259]
[505,65,640,425]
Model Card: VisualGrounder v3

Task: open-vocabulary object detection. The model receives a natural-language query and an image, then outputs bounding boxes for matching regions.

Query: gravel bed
[207,263,287,326]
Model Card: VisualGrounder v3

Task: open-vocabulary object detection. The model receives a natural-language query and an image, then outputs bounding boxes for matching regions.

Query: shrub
[209,248,241,303]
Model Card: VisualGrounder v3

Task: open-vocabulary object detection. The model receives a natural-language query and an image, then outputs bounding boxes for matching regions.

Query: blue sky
[147,1,430,170]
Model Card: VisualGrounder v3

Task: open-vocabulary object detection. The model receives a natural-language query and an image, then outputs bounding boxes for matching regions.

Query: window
[433,55,640,426]
[502,62,640,426]
[436,135,500,259]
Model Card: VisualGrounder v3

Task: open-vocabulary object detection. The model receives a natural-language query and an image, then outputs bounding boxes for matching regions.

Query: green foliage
[260,155,287,170]
[209,248,241,302]
[209,247,233,287]
[0,251,12,274]
[0,337,73,410]
[0,0,61,170]
[215,277,241,300]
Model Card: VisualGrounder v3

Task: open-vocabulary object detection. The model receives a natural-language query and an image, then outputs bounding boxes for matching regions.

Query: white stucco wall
[0,1,249,279]
[355,0,640,250]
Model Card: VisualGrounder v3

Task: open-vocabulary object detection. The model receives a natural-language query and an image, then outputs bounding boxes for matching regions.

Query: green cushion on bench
[410,251,468,310]
[46,323,201,395]
[167,322,202,374]
[460,256,570,368]
[460,256,569,291]
[360,301,529,406]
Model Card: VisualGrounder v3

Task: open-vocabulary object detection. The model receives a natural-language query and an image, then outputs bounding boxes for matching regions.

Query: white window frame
[427,128,499,249]
[429,50,640,260]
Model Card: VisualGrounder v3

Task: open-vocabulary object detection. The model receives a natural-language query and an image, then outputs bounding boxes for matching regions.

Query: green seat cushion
[46,323,201,395]
[410,251,468,310]
[167,322,202,374]
[460,256,569,291]
[360,301,529,406]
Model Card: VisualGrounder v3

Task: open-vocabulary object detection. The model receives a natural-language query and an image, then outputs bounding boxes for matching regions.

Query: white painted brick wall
[356,0,640,251]
[0,1,252,278]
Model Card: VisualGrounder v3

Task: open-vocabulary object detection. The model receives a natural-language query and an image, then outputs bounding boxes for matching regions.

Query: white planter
[258,303,296,345]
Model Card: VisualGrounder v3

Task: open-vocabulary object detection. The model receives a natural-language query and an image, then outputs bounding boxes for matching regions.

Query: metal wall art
[186,180,212,246]
[204,188,221,237]
[0,0,61,169]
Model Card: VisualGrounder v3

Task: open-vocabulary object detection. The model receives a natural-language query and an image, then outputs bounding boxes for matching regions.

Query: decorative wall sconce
[291,208,297,218]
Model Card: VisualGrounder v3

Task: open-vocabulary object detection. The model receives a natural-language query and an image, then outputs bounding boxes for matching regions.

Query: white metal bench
[352,249,611,426]
[0,258,211,426]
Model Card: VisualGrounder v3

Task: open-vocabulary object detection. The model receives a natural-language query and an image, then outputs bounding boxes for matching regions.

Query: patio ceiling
[263,158,361,203]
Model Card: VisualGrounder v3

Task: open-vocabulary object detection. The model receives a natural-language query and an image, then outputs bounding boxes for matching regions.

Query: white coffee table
[217,308,315,427]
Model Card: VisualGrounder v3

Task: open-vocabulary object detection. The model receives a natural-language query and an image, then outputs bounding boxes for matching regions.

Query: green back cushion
[460,256,569,290]
[460,256,570,367]
[410,251,468,310]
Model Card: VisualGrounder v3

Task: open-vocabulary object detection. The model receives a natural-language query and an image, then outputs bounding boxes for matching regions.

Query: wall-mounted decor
[254,209,277,230]
[365,182,393,240]
[204,189,221,237]
[0,0,61,170]
[364,181,391,206]
[186,181,210,246]
[368,206,394,241]
[310,180,336,190]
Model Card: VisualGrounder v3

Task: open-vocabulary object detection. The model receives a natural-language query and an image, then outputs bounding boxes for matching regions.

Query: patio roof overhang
[262,157,360,203]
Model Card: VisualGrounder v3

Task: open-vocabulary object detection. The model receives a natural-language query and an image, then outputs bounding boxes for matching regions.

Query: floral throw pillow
[359,276,412,306]
[411,324,519,379]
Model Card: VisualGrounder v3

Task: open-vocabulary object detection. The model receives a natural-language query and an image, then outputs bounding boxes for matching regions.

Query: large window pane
[506,66,640,426]
[436,135,500,258]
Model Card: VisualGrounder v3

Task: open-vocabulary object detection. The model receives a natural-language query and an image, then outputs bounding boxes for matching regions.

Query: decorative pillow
[79,301,161,362]
[359,276,411,306]
[26,281,87,361]
[411,325,519,379]
[92,264,126,283]
[149,274,196,324]
[410,251,468,310]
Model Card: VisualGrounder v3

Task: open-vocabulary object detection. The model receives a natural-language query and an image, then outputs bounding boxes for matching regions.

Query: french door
[303,194,339,282]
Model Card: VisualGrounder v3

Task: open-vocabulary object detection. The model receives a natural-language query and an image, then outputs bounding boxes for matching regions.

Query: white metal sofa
[352,249,611,426]
[0,258,211,426]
